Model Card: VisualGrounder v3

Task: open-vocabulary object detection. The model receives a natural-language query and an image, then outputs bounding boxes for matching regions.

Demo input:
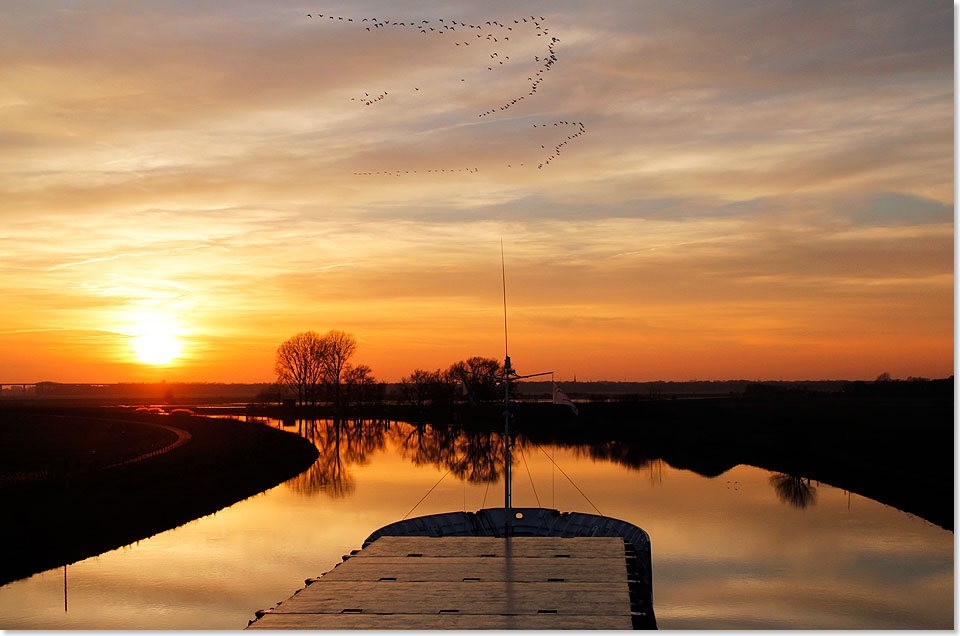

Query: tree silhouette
[399,368,455,406]
[343,363,377,407]
[447,356,502,403]
[275,331,325,405]
[320,330,358,409]
[275,330,360,408]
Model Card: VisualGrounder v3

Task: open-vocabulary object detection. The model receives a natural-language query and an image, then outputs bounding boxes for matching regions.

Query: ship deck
[246,536,646,629]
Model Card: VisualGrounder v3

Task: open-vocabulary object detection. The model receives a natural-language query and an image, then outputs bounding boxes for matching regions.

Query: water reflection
[276,417,827,510]
[0,418,952,630]
[770,473,818,509]
[288,418,392,497]
[571,439,658,472]
[285,419,509,497]
[397,425,503,484]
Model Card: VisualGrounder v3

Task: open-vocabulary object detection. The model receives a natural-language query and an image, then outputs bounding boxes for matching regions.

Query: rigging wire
[481,479,491,509]
[535,443,603,516]
[518,443,541,508]
[401,454,464,520]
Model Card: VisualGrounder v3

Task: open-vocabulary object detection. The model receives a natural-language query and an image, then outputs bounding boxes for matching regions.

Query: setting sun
[131,317,184,365]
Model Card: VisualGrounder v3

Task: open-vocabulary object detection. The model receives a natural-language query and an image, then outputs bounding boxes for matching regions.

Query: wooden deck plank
[317,557,627,582]
[247,612,634,629]
[247,536,637,630]
[356,536,627,558]
[274,581,629,615]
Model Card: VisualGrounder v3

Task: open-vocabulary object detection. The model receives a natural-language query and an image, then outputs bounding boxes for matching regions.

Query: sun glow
[130,315,184,365]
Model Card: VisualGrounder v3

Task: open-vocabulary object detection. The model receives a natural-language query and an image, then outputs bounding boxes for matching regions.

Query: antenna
[500,237,508,360]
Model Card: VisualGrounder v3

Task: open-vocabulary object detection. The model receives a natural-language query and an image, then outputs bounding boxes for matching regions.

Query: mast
[504,355,512,511]
[501,239,512,512]
[498,241,552,519]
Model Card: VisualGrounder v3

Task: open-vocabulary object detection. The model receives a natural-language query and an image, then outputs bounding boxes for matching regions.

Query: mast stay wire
[534,443,603,516]
[401,453,466,521]
[518,443,541,508]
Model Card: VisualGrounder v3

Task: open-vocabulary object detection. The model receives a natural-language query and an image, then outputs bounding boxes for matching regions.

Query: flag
[553,382,578,415]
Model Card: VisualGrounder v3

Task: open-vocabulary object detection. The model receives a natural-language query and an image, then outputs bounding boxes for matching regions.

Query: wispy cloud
[47,244,214,271]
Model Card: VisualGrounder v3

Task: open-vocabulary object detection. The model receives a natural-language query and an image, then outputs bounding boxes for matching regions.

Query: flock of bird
[308,12,587,172]
[350,119,587,177]
[351,89,389,106]
[352,167,480,177]
[533,120,587,169]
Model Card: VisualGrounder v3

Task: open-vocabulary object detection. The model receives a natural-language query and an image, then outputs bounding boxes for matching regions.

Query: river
[0,417,952,629]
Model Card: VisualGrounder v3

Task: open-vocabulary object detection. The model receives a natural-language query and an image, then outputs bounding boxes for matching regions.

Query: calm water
[0,418,952,629]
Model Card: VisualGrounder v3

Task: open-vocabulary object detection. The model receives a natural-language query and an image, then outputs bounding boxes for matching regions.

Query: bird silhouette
[321,12,581,172]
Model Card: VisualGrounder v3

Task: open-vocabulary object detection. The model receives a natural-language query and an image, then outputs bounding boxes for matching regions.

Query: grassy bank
[0,412,180,485]
[0,406,319,586]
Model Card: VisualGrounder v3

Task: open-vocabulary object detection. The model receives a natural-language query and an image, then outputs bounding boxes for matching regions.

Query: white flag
[553,383,578,415]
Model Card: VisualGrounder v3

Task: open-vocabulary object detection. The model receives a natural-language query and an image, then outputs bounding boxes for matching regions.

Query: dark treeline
[7,375,950,402]
[249,377,952,531]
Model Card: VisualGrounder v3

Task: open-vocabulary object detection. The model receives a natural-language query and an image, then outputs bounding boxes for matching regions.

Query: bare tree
[343,363,376,407]
[319,330,358,409]
[400,369,441,407]
[275,331,325,406]
[448,356,502,403]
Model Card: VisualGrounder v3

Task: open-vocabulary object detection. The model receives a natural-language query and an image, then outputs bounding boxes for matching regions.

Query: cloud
[0,1,951,381]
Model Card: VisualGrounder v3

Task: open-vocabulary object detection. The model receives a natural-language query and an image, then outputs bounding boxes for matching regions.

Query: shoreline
[254,392,953,531]
[0,406,319,586]
[0,391,950,586]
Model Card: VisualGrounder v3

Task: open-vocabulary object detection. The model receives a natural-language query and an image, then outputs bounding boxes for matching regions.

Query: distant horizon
[5,374,952,387]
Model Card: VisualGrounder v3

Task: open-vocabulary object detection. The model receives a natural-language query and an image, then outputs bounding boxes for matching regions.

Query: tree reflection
[571,440,657,471]
[284,419,696,502]
[287,418,391,497]
[450,430,501,483]
[393,424,502,484]
[769,473,818,509]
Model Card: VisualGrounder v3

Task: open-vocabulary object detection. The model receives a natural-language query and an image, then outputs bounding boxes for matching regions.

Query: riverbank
[0,406,319,586]
[518,394,953,531]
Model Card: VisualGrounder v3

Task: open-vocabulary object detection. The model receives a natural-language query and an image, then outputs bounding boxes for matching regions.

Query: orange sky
[0,2,953,383]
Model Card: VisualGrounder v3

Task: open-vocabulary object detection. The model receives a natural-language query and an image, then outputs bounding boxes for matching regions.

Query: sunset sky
[0,1,953,383]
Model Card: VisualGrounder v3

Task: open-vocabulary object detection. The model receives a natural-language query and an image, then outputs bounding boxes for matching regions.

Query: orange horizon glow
[0,4,952,384]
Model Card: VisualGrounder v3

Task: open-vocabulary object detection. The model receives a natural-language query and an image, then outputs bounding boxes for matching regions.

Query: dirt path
[102,419,192,468]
